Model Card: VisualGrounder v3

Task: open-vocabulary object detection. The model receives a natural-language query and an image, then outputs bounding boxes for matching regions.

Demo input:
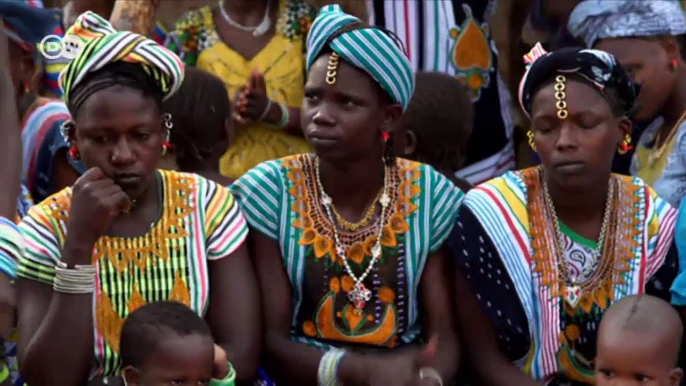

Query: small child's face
[596,328,682,386]
[124,334,215,386]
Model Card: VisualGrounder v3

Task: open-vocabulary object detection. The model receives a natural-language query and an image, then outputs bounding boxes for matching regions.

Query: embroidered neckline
[286,154,421,265]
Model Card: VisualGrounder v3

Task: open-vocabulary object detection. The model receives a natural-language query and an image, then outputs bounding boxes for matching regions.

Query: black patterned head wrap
[518,43,640,118]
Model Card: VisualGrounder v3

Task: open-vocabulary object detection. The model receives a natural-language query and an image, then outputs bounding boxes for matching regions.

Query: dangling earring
[162,113,173,155]
[618,133,633,154]
[381,132,394,166]
[671,59,679,72]
[68,146,80,160]
[527,130,536,151]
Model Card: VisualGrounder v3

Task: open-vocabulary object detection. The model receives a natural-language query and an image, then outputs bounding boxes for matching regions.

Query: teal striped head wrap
[305,5,414,111]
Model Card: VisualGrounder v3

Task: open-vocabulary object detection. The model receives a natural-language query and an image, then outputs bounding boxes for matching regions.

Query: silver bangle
[317,348,345,386]
[258,98,273,122]
[53,261,96,294]
[419,367,444,386]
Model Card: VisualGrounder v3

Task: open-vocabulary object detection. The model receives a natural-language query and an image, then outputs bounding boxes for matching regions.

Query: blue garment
[671,197,686,305]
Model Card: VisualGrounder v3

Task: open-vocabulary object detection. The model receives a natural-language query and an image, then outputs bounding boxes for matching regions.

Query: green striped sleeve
[427,166,464,254]
[229,160,285,241]
[200,176,249,260]
[17,205,62,285]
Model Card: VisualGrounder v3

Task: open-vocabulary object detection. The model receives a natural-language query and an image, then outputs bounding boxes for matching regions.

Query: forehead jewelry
[554,75,568,120]
[326,52,341,85]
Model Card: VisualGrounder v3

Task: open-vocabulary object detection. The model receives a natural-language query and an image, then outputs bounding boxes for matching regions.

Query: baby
[596,294,683,385]
[119,301,235,386]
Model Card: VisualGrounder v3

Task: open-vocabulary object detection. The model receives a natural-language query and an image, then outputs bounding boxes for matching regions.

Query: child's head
[120,301,215,386]
[163,67,232,171]
[596,294,683,386]
[394,71,473,173]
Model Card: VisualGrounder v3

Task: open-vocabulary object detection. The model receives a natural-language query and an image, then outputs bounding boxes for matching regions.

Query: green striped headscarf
[305,5,414,111]
[58,11,184,106]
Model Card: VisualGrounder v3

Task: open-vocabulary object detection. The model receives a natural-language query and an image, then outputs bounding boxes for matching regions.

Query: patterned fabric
[518,43,639,119]
[17,170,248,377]
[568,0,686,48]
[164,0,315,180]
[307,4,414,111]
[16,185,33,222]
[449,168,678,384]
[60,11,184,104]
[368,0,515,185]
[20,98,85,203]
[672,196,686,305]
[231,155,462,349]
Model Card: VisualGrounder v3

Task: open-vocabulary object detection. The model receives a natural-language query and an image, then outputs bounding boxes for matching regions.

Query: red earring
[68,146,80,160]
[672,59,679,71]
[161,141,172,155]
[381,132,390,140]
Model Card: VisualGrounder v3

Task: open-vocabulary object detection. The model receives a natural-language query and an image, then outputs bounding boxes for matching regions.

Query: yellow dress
[634,134,677,186]
[166,1,315,179]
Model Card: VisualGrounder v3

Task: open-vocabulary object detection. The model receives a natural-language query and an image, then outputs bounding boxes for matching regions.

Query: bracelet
[317,348,345,386]
[209,362,236,386]
[53,260,96,294]
[0,217,23,279]
[419,367,444,386]
[277,102,290,129]
[257,98,273,122]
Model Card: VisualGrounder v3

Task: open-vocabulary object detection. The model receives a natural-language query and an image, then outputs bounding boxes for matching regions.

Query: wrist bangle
[210,362,236,386]
[277,102,290,129]
[53,261,96,294]
[317,348,345,386]
[258,99,273,122]
[419,367,443,386]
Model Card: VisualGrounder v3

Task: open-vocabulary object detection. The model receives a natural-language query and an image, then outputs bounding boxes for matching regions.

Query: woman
[231,5,462,385]
[568,0,686,206]
[15,12,261,386]
[451,44,678,385]
[0,1,84,203]
[165,0,317,179]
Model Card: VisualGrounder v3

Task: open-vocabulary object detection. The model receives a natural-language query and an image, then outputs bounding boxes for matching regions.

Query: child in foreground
[596,294,683,386]
[119,301,236,386]
[394,71,475,192]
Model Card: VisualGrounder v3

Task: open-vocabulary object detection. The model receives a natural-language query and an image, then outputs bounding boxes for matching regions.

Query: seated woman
[231,5,463,385]
[15,12,260,386]
[451,44,679,385]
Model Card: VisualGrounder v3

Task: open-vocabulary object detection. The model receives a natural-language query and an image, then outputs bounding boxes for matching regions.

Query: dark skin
[215,0,303,135]
[175,117,234,186]
[253,54,460,386]
[17,86,261,386]
[454,79,629,386]
[595,37,686,146]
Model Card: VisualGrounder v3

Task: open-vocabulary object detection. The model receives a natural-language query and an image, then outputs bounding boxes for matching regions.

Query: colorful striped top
[17,170,248,377]
[231,154,463,349]
[450,168,677,384]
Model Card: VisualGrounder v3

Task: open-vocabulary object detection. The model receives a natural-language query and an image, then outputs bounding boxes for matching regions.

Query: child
[163,67,234,186]
[394,71,474,191]
[119,301,235,386]
[596,295,683,385]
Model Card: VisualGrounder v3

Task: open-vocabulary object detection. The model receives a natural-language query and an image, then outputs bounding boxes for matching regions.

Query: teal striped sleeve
[201,176,249,260]
[17,205,62,285]
[428,167,464,254]
[229,160,285,241]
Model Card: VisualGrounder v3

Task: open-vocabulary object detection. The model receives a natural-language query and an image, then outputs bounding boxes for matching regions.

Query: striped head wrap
[305,5,414,111]
[59,11,184,108]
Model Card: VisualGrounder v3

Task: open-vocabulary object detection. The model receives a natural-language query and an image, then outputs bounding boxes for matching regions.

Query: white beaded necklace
[218,0,271,37]
[315,158,390,314]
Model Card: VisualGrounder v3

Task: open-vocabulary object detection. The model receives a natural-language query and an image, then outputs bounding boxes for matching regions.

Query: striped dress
[231,154,463,350]
[17,170,248,377]
[449,168,677,385]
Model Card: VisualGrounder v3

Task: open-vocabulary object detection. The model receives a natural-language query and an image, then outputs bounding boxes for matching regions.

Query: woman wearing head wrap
[15,12,261,386]
[568,0,686,207]
[450,44,679,385]
[231,5,462,385]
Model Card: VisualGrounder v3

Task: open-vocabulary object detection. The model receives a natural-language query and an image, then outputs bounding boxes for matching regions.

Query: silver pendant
[347,283,372,314]
[564,285,582,308]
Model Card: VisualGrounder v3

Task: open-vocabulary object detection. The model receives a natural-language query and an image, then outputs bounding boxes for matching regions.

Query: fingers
[100,190,131,217]
[252,71,266,91]
[416,335,438,369]
[78,167,106,183]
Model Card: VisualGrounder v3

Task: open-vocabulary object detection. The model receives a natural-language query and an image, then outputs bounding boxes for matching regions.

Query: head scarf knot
[568,0,686,48]
[59,11,184,106]
[305,5,414,111]
[518,43,639,118]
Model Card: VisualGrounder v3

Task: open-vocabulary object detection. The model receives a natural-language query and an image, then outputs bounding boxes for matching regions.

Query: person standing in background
[368,0,515,185]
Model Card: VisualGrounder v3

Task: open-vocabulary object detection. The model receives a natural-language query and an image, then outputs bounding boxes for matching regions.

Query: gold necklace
[648,109,686,167]
[331,190,382,232]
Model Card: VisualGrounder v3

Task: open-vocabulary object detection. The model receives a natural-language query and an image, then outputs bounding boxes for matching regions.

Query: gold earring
[554,75,568,120]
[527,130,536,151]
[326,52,340,85]
[618,133,632,154]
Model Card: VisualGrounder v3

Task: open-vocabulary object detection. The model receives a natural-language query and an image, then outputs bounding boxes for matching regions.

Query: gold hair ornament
[326,52,341,85]
[527,130,536,151]
[554,75,568,120]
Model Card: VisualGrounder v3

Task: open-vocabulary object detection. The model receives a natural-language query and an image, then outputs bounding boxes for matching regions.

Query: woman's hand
[233,71,273,125]
[354,336,439,386]
[212,344,230,379]
[67,167,131,251]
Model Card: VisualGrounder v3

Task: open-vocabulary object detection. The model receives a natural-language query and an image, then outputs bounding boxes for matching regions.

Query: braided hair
[162,68,232,170]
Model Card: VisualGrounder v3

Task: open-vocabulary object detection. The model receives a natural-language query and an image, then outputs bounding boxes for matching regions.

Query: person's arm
[418,249,460,383]
[109,0,159,36]
[262,103,303,137]
[203,187,261,383]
